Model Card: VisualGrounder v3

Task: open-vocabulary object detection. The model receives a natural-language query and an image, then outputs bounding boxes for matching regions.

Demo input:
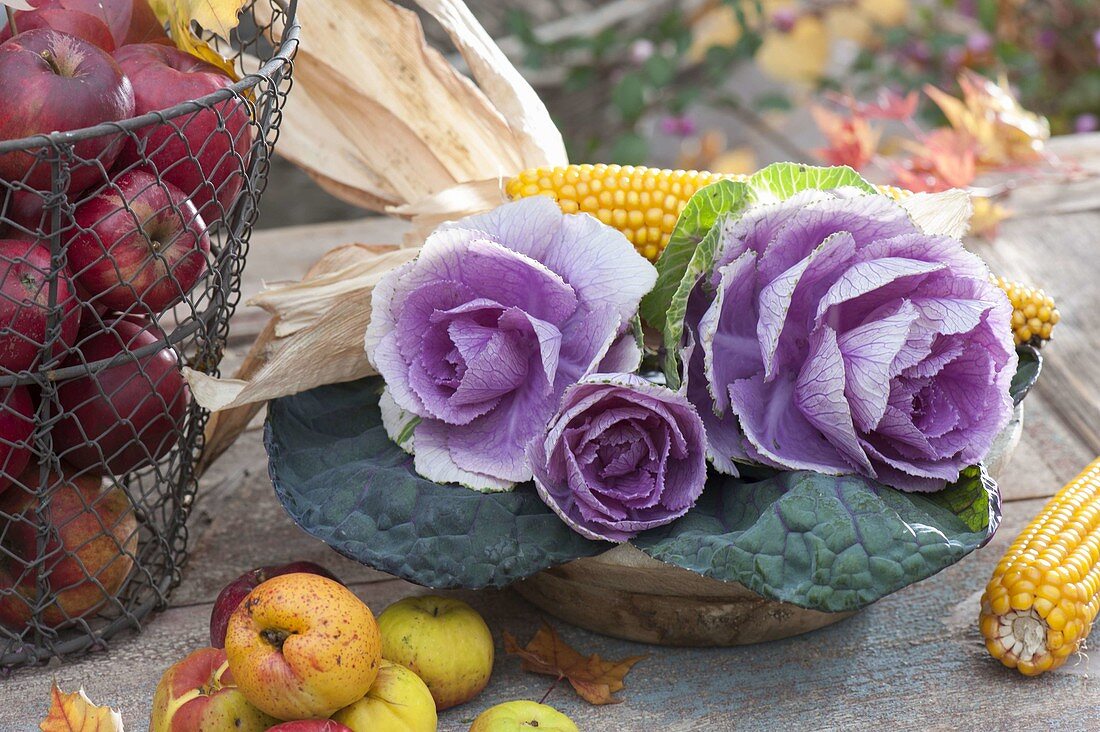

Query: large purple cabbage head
[528,373,708,542]
[684,188,1016,491]
[366,197,657,492]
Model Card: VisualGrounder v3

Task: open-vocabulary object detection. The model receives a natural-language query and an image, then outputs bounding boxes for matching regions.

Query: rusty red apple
[0,3,117,51]
[0,466,137,629]
[151,647,278,731]
[0,30,134,217]
[210,561,342,648]
[0,386,34,496]
[2,0,169,48]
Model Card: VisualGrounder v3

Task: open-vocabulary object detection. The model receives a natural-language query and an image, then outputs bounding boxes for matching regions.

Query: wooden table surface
[4,137,1100,731]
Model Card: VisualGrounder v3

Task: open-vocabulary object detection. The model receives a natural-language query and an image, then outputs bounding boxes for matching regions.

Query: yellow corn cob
[506,165,911,261]
[506,165,739,261]
[994,276,1060,346]
[980,457,1100,676]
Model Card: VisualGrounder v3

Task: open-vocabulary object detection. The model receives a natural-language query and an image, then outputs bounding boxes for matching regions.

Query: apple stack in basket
[0,1,256,651]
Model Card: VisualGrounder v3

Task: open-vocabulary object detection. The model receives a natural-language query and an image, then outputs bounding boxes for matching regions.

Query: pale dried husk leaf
[260,0,565,213]
[192,245,418,467]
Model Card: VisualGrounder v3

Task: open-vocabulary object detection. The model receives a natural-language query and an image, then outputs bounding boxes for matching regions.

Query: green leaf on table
[1010,344,1042,406]
[265,377,605,589]
[747,162,877,201]
[633,467,1000,613]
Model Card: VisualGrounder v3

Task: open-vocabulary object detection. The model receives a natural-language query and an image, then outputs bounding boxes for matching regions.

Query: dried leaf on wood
[388,178,507,247]
[503,622,646,705]
[148,0,246,78]
[899,189,973,240]
[40,682,124,732]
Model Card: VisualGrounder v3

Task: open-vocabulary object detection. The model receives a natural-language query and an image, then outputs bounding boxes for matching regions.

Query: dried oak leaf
[503,622,647,705]
[40,681,124,732]
[147,0,247,78]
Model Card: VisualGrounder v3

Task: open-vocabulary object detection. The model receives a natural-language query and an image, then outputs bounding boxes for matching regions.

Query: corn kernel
[994,276,1059,346]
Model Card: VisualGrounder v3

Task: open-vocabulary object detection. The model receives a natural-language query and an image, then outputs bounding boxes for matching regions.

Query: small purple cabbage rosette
[527,373,709,544]
[265,163,1042,615]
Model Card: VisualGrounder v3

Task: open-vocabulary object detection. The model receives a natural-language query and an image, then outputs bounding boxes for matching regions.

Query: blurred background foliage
[497,0,1096,176]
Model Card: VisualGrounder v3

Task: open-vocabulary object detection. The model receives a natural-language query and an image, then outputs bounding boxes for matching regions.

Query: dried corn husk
[256,0,564,213]
[192,244,419,466]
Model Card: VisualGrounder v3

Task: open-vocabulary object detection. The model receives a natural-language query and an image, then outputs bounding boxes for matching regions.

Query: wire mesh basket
[0,0,299,667]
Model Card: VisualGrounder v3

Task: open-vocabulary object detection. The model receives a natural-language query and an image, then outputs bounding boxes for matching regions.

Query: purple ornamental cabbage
[684,188,1016,492]
[528,373,708,542]
[365,197,657,492]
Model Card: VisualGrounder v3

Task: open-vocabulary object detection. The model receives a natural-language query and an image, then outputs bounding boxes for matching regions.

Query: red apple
[0,3,116,51]
[266,722,355,732]
[76,301,167,343]
[3,0,168,47]
[68,170,209,314]
[114,43,252,226]
[210,561,343,648]
[52,318,189,475]
[0,386,34,496]
[122,0,170,44]
[0,30,134,204]
[0,465,137,629]
[151,647,278,731]
[0,239,82,372]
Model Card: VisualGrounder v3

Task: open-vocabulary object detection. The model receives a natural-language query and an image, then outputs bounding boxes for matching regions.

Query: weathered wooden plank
[177,424,398,606]
[972,212,1100,465]
[968,140,1100,498]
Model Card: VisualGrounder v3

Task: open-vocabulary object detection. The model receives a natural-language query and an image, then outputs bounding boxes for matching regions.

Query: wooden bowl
[514,406,1024,646]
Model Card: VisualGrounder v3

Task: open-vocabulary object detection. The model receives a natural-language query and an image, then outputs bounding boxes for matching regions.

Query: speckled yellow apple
[377,595,493,710]
[468,701,578,732]
[224,573,381,720]
[330,659,438,732]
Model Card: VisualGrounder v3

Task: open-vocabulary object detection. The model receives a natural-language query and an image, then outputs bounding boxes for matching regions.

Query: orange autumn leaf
[503,622,647,705]
[892,128,978,193]
[811,106,879,171]
[40,682,124,732]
